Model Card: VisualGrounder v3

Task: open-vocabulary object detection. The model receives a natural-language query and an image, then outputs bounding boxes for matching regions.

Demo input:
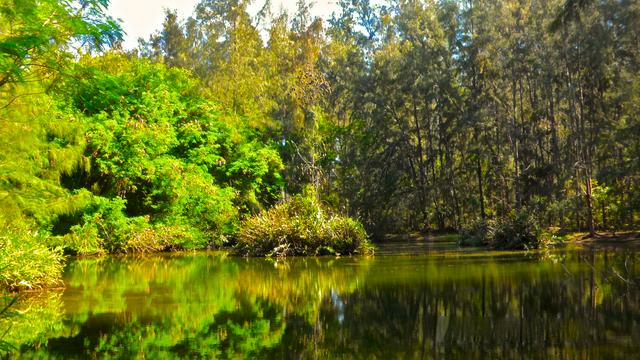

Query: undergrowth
[235,190,374,257]
[459,211,549,250]
[0,223,64,291]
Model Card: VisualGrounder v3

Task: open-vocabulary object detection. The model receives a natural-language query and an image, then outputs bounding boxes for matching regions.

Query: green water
[5,246,640,359]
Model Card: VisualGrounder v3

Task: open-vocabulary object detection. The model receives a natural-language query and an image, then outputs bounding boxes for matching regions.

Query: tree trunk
[585,172,595,237]
[475,144,486,221]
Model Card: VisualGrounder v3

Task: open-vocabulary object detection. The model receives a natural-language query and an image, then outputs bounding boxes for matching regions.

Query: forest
[1,0,639,291]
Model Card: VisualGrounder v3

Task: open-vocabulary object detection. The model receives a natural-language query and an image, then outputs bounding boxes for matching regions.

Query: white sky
[107,0,341,49]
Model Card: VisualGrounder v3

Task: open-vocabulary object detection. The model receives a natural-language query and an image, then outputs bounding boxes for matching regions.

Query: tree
[0,0,121,89]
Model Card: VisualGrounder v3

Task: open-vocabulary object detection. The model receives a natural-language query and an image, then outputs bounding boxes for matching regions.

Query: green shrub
[458,219,489,247]
[235,190,374,257]
[59,197,146,254]
[0,223,64,290]
[459,211,547,250]
[121,224,205,253]
[59,197,212,255]
[489,211,544,250]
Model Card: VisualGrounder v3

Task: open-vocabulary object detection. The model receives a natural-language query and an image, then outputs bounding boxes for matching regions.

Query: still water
[7,245,640,359]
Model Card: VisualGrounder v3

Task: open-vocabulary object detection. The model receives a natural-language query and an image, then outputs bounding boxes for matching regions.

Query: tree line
[143,0,639,236]
[1,0,639,288]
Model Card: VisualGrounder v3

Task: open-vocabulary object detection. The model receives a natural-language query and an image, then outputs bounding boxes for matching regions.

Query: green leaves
[0,0,123,88]
[0,222,64,290]
[51,54,285,250]
[235,188,373,257]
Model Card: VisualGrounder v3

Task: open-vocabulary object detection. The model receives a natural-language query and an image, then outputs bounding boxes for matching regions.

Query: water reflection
[7,250,640,359]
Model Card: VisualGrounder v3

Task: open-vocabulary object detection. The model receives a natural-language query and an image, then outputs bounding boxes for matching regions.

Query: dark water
[6,246,640,359]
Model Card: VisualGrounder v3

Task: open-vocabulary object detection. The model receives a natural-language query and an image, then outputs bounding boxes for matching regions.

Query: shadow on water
[5,245,640,359]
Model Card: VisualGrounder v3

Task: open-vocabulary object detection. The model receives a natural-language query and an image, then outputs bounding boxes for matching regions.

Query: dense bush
[489,212,544,250]
[34,54,284,257]
[235,190,374,257]
[0,54,286,291]
[0,223,64,290]
[64,54,283,212]
[458,219,489,247]
[52,197,214,255]
[459,212,546,250]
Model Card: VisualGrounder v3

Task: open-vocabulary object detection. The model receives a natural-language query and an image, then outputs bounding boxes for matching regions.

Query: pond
[5,244,640,359]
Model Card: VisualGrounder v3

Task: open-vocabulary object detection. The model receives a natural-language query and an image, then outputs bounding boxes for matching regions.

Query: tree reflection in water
[7,249,640,359]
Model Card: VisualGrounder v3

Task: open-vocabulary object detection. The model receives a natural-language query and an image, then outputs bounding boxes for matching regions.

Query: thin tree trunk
[585,171,595,237]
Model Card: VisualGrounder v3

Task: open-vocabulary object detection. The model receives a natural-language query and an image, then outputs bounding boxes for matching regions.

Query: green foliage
[57,196,214,254]
[0,294,17,355]
[0,0,123,292]
[40,53,284,256]
[235,188,374,257]
[0,291,64,356]
[0,0,122,88]
[458,219,489,247]
[60,197,145,254]
[488,212,545,250]
[0,88,93,229]
[141,1,330,195]
[319,0,640,236]
[140,0,277,120]
[0,28,284,290]
[0,221,63,290]
[0,0,284,295]
[460,212,547,251]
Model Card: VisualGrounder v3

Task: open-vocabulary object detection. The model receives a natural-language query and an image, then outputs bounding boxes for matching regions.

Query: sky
[107,0,341,49]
